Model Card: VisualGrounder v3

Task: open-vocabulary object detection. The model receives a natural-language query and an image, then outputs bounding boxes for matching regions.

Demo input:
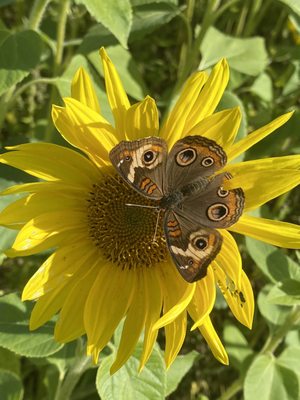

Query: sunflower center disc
[87,174,168,269]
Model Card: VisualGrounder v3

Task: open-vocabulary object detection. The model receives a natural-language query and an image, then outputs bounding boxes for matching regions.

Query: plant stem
[219,306,300,400]
[261,306,300,354]
[54,353,92,400]
[44,0,70,142]
[28,0,50,30]
[219,377,243,400]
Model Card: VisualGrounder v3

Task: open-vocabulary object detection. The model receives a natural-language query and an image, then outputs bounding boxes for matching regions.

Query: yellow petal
[214,268,254,329]
[85,265,136,360]
[0,143,99,187]
[160,70,208,144]
[188,267,215,330]
[163,59,229,148]
[152,267,195,331]
[110,270,147,374]
[230,214,300,249]
[125,96,159,140]
[0,192,84,228]
[71,67,101,113]
[22,238,96,300]
[29,280,73,330]
[55,98,118,166]
[214,230,242,287]
[0,181,87,196]
[186,107,242,151]
[227,111,294,161]
[224,155,300,175]
[184,59,229,131]
[164,312,187,368]
[139,267,162,371]
[100,47,130,137]
[54,260,100,342]
[198,316,229,365]
[223,169,300,211]
[7,211,86,257]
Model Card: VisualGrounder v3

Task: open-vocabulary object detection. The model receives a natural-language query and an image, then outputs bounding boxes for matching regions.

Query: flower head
[0,48,299,373]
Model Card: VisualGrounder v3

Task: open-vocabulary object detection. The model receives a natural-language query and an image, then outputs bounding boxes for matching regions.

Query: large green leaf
[0,370,23,400]
[165,351,199,396]
[278,0,300,16]
[277,346,300,374]
[0,293,63,357]
[223,324,254,370]
[268,279,300,305]
[0,30,43,96]
[244,354,299,400]
[257,285,291,329]
[74,0,132,48]
[96,343,166,400]
[200,26,268,76]
[245,237,300,284]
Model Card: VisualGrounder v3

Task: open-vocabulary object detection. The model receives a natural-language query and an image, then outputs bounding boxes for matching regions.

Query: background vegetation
[0,0,300,399]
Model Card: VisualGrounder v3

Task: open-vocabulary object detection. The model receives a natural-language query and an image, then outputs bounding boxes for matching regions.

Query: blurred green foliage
[0,0,300,399]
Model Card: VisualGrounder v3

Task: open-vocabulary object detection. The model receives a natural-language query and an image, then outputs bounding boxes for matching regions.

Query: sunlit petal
[71,67,101,113]
[231,214,300,248]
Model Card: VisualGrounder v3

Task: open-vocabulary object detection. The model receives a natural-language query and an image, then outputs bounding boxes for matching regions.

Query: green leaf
[268,279,300,305]
[278,0,300,16]
[130,2,180,40]
[0,293,63,357]
[0,370,23,400]
[88,45,148,100]
[277,346,300,374]
[0,348,20,376]
[244,354,299,400]
[257,285,291,328]
[285,330,300,347]
[96,343,166,400]
[218,91,247,143]
[165,351,199,396]
[74,0,132,48]
[0,30,43,96]
[223,324,254,369]
[200,26,268,76]
[245,237,300,284]
[250,73,273,103]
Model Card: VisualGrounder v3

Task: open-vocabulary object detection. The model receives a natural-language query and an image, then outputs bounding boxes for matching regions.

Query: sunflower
[0,48,299,373]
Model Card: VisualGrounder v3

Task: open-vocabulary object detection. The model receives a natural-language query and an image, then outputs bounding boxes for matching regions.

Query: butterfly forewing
[165,135,227,194]
[109,137,167,200]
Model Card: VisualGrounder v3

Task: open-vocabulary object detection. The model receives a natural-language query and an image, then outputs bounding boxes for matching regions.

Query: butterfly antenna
[152,209,161,243]
[126,203,159,209]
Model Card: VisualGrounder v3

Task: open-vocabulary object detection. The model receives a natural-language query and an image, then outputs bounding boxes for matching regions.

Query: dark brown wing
[165,135,227,194]
[109,137,167,200]
[164,210,222,282]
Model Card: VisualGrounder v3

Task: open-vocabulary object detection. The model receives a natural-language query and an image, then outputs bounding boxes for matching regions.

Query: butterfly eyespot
[124,155,132,161]
[142,150,157,165]
[176,148,197,166]
[201,156,214,167]
[217,187,229,198]
[188,259,194,266]
[207,203,229,221]
[194,237,208,250]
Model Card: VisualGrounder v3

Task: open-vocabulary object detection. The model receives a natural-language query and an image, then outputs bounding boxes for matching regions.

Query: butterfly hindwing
[165,135,227,193]
[164,211,222,282]
[177,172,245,229]
[109,137,167,200]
